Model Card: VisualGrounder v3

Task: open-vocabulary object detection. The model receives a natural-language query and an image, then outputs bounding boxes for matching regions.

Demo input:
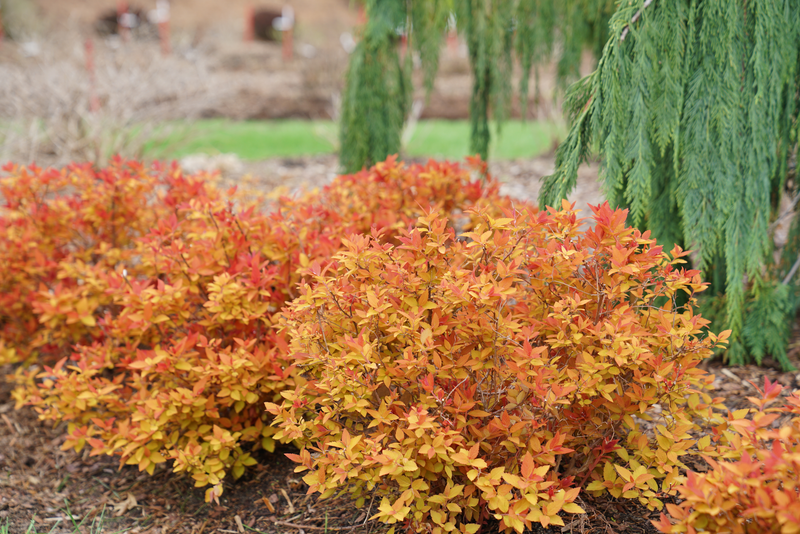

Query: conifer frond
[744,278,793,369]
[339,0,447,173]
[340,0,616,171]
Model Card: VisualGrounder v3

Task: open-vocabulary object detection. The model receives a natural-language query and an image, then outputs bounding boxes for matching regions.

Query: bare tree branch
[620,0,654,41]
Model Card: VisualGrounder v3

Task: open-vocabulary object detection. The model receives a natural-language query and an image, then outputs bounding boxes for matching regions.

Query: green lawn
[404,119,565,160]
[146,120,338,160]
[145,119,565,162]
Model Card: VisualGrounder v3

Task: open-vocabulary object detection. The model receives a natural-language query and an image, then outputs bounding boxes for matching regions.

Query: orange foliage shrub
[654,379,800,534]
[0,159,215,365]
[268,203,728,534]
[3,156,511,502]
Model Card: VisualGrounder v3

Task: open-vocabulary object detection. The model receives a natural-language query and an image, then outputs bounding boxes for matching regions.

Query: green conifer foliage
[339,0,615,170]
[339,0,447,173]
[454,0,613,159]
[540,0,800,369]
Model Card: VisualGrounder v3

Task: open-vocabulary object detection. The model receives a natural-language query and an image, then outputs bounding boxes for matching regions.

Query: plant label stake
[447,31,458,52]
[283,23,293,62]
[357,4,367,26]
[118,1,130,42]
[446,13,457,52]
[155,0,170,55]
[282,5,294,61]
[400,32,408,59]
[244,4,254,42]
[272,5,294,61]
[85,38,100,113]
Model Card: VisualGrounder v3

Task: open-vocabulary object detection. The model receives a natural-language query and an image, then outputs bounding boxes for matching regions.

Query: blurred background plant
[0,0,569,170]
[338,0,614,172]
[0,29,210,167]
[0,0,41,41]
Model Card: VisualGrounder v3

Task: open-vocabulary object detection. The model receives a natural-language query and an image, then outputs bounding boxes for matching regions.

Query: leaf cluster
[655,378,800,534]
[0,158,211,365]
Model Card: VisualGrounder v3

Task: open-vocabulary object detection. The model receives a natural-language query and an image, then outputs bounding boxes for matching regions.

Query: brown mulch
[0,371,382,534]
[2,350,799,534]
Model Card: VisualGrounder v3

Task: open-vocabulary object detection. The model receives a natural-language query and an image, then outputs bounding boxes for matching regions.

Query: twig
[270,519,365,531]
[261,496,276,514]
[769,191,800,232]
[620,0,654,41]
[1,414,17,435]
[363,495,375,525]
[720,368,753,389]
[280,488,296,514]
[783,253,800,285]
[401,99,425,147]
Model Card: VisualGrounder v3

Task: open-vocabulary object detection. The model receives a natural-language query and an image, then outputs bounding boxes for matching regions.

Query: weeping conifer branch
[454,0,615,159]
[339,0,447,173]
[541,0,800,370]
[339,0,616,171]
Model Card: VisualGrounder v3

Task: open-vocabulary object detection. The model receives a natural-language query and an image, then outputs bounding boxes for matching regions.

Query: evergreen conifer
[338,0,614,172]
[540,0,800,369]
[338,0,447,173]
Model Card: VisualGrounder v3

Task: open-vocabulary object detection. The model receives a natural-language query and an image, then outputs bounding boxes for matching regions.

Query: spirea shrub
[3,156,511,503]
[268,203,728,534]
[0,158,218,365]
[654,379,800,534]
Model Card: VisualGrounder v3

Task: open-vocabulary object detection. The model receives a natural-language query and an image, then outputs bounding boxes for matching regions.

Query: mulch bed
[2,342,799,534]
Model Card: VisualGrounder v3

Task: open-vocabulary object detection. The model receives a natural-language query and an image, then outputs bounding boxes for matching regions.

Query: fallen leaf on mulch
[112,492,138,516]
